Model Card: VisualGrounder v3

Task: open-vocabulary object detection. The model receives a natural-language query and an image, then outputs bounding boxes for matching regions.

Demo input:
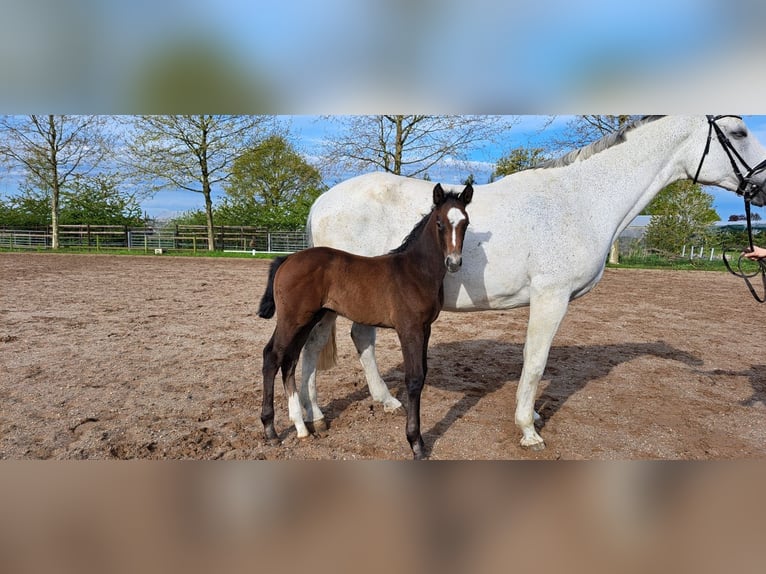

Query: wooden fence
[0,224,309,253]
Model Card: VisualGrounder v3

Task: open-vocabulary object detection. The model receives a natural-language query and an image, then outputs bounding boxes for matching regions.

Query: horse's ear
[433,183,445,205]
[460,183,473,205]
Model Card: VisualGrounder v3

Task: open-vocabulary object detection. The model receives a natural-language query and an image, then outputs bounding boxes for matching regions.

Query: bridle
[692,115,766,303]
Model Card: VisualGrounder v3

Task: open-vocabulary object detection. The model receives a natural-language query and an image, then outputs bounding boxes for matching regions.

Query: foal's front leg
[397,324,430,460]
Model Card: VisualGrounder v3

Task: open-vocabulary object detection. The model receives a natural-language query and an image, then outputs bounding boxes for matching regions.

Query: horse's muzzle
[445,254,462,273]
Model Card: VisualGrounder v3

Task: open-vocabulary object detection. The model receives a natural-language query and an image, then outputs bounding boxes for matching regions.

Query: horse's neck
[561,117,693,236]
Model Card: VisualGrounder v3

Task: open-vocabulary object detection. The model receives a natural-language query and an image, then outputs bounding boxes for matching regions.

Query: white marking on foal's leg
[447,207,466,249]
[288,392,309,438]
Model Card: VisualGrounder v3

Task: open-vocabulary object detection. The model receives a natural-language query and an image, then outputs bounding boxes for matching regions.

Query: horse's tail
[257,256,288,319]
[317,321,337,371]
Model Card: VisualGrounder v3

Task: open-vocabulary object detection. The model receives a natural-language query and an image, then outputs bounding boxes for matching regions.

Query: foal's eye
[437,219,444,230]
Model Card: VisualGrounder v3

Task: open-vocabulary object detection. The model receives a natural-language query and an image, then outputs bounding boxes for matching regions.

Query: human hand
[742,245,766,261]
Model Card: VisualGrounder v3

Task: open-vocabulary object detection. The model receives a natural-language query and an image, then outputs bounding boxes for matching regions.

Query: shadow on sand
[319,339,704,454]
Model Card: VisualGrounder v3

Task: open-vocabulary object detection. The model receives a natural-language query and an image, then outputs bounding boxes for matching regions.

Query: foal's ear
[459,183,473,205]
[432,183,445,205]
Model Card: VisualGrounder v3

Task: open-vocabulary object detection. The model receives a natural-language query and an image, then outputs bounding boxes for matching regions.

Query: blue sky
[138,115,766,223]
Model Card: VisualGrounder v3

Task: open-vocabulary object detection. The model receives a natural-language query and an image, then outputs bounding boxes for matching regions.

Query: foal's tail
[257,256,288,319]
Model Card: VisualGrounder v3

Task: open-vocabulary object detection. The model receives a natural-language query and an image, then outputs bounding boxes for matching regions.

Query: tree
[222,134,325,229]
[492,146,550,179]
[551,115,639,151]
[0,115,112,247]
[320,115,516,178]
[643,180,720,254]
[0,183,50,228]
[124,115,270,250]
[729,213,761,221]
[60,174,143,225]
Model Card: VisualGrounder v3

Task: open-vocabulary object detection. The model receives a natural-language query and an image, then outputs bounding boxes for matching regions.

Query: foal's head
[432,182,472,273]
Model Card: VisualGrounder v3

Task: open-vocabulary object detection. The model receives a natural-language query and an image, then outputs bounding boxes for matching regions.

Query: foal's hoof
[264,436,281,447]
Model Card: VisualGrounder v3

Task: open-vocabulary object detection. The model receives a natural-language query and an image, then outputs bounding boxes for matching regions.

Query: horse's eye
[731,128,748,140]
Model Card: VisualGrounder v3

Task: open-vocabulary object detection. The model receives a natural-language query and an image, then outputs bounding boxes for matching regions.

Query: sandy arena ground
[1,252,764,459]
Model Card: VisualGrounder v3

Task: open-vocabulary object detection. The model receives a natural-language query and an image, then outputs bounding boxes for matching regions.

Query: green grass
[609,253,731,272]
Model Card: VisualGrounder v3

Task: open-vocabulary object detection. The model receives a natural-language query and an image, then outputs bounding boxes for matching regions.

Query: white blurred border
[2,0,765,113]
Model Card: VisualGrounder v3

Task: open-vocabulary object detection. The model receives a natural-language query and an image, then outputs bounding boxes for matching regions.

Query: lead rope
[722,197,766,303]
[693,116,766,303]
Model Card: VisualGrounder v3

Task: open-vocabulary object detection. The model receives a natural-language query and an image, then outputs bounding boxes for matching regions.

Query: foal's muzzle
[445,254,462,273]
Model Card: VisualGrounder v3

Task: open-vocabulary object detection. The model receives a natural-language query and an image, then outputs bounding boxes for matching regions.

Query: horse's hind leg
[351,323,404,414]
[298,312,337,435]
[261,337,281,445]
[516,289,570,451]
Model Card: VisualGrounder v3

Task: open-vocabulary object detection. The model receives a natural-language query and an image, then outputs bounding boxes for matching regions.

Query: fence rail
[0,224,309,253]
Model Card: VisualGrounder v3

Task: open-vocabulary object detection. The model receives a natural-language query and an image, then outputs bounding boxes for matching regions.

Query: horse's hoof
[522,441,546,452]
[306,418,329,437]
[385,404,406,416]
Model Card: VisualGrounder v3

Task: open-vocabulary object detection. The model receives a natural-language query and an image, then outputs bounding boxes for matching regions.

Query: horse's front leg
[516,288,570,451]
[351,323,404,414]
[397,324,430,460]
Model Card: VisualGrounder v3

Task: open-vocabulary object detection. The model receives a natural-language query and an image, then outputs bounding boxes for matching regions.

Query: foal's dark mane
[388,191,463,255]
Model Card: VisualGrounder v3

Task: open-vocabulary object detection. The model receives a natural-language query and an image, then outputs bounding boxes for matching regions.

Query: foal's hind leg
[261,337,281,444]
[351,323,404,413]
[281,349,310,439]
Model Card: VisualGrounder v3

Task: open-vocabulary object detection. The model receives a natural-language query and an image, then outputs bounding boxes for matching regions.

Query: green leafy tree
[492,146,550,179]
[0,183,50,227]
[643,180,720,254]
[60,174,143,225]
[0,115,112,247]
[124,115,270,250]
[222,134,325,229]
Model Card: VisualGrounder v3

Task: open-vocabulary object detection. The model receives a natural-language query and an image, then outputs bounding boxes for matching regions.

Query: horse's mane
[533,115,665,170]
[388,191,462,254]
